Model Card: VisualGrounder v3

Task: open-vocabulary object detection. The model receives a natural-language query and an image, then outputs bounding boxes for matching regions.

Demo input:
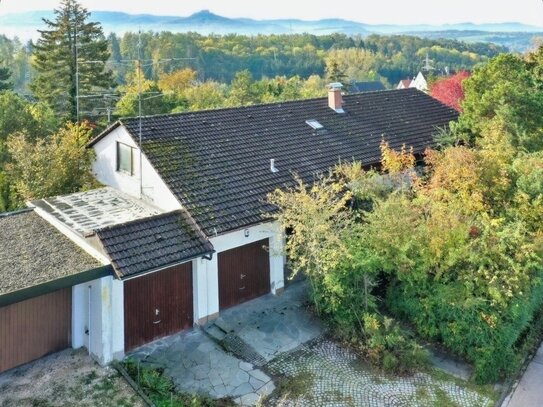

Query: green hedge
[387,271,543,383]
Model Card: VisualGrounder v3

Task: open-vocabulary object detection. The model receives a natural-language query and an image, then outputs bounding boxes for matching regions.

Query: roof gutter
[120,251,215,282]
[0,265,113,308]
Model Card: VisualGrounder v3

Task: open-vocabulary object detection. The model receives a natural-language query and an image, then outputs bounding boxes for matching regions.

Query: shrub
[360,313,429,375]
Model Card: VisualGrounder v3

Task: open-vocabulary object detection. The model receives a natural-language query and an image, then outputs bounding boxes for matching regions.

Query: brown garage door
[0,288,72,373]
[219,239,271,310]
[124,263,193,351]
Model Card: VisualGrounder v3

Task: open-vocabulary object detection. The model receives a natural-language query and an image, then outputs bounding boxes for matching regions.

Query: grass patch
[81,370,98,385]
[428,368,498,404]
[434,387,460,407]
[122,359,236,407]
[272,370,315,402]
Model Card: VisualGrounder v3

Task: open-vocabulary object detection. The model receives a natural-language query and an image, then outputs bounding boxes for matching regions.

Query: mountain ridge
[1,9,542,36]
[0,9,541,51]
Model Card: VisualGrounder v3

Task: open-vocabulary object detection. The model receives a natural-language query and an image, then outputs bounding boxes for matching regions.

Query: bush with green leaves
[360,313,429,374]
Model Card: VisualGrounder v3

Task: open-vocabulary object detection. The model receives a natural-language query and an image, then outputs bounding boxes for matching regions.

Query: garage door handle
[239,286,245,290]
[153,320,161,324]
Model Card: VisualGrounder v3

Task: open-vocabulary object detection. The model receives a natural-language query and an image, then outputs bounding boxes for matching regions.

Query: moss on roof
[0,210,101,296]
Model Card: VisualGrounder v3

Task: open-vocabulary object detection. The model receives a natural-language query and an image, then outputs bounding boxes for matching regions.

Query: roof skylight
[306,119,324,130]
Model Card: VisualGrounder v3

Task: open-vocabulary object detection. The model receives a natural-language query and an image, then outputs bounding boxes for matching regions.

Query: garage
[218,238,271,310]
[124,263,193,351]
[0,288,72,373]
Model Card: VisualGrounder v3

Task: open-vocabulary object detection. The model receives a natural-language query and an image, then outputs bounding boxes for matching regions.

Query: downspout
[88,285,92,357]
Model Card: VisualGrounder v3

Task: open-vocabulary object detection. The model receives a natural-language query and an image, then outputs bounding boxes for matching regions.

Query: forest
[1,30,503,94]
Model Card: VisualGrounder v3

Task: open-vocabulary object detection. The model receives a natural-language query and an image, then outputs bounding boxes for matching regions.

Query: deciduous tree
[430,71,470,111]
[6,122,96,201]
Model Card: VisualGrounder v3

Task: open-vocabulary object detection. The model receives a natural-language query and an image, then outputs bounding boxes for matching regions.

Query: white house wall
[92,126,181,212]
[72,276,124,365]
[193,221,285,324]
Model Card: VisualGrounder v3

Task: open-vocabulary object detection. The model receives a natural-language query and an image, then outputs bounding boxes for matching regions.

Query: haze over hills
[1,9,542,50]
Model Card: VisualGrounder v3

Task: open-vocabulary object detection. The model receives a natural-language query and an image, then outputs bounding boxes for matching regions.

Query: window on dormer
[117,142,135,176]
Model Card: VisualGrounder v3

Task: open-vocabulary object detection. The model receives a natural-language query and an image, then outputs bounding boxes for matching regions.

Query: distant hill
[1,9,542,51]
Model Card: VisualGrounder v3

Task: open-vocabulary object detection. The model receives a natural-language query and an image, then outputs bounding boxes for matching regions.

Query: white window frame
[116,142,135,176]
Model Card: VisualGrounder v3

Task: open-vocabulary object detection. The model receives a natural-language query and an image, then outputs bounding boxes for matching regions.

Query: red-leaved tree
[430,71,470,111]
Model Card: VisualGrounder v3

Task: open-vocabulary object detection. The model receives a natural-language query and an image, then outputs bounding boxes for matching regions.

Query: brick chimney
[328,82,344,113]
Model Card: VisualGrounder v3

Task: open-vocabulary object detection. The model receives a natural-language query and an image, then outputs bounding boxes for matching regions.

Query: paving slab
[503,344,543,407]
[128,328,274,405]
[217,281,324,361]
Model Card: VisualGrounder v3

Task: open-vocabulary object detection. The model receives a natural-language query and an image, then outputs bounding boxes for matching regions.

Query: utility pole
[422,52,434,72]
[138,29,144,199]
[75,21,80,123]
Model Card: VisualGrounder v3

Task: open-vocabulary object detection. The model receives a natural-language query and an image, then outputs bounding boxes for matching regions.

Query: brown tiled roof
[93,88,458,236]
[96,210,213,277]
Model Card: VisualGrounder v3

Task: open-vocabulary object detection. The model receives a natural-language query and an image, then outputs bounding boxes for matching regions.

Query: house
[350,81,386,93]
[410,72,428,92]
[397,79,412,89]
[0,85,458,373]
[397,72,428,92]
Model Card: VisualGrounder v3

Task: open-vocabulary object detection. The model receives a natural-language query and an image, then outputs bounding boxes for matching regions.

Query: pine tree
[30,0,113,122]
[0,67,11,91]
[325,61,349,90]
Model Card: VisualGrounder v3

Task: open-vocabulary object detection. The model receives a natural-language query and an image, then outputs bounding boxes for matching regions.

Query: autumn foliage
[430,71,470,111]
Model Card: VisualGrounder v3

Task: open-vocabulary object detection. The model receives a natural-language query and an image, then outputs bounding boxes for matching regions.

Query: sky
[0,0,542,26]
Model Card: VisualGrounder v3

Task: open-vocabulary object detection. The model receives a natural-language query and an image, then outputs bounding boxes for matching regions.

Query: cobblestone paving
[265,337,494,407]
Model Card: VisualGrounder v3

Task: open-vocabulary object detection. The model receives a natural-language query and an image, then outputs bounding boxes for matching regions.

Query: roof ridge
[88,88,415,147]
[118,88,408,122]
[94,210,182,233]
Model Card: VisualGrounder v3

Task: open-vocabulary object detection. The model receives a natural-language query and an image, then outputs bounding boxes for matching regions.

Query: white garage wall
[193,221,285,324]
[72,276,125,365]
[92,126,181,212]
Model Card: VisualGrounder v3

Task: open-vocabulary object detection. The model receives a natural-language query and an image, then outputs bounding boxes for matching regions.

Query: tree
[454,54,543,150]
[158,68,197,94]
[115,65,174,117]
[30,0,113,122]
[182,81,226,111]
[325,60,348,85]
[226,70,259,106]
[300,75,327,98]
[430,71,470,111]
[0,66,12,91]
[6,122,96,201]
[326,49,381,83]
[0,91,58,144]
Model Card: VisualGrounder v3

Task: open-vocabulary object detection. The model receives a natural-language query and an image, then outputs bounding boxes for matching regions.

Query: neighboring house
[397,72,428,92]
[0,84,458,373]
[350,81,386,93]
[397,79,412,89]
[410,72,429,92]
